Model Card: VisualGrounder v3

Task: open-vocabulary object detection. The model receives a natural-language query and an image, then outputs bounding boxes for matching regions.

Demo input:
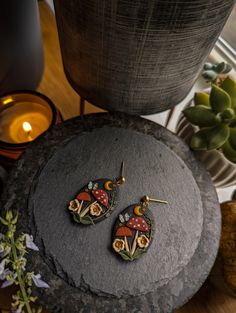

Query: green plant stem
[10,236,33,313]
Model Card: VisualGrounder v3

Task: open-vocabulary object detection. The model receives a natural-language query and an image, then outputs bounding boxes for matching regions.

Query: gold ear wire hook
[142,195,168,205]
[116,161,126,185]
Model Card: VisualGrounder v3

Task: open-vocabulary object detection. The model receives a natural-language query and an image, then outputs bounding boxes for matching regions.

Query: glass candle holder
[0,91,62,167]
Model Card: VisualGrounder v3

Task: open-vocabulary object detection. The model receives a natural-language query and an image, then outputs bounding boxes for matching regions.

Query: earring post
[121,161,124,177]
[142,195,168,204]
[149,198,168,204]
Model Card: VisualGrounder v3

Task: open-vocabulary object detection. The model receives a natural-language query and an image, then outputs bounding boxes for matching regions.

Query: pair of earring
[68,162,167,262]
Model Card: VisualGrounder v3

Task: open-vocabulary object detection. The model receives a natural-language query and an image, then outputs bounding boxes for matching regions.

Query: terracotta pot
[176,114,236,188]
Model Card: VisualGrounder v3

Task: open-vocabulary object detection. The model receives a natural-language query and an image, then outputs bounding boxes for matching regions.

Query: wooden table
[1,2,236,313]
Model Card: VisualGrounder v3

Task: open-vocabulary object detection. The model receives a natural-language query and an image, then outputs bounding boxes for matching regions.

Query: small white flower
[68,199,81,213]
[0,268,12,280]
[30,273,49,288]
[112,239,125,253]
[25,234,39,251]
[90,203,103,216]
[0,243,5,255]
[0,259,6,275]
[137,235,150,249]
[1,279,14,288]
[12,308,22,313]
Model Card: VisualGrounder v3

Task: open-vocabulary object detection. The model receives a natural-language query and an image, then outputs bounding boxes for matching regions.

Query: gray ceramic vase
[54,0,235,115]
[0,0,44,95]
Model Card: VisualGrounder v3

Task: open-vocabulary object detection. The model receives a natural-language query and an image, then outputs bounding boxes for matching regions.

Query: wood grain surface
[0,2,236,312]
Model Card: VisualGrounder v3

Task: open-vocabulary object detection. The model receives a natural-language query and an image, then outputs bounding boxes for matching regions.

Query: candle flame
[22,122,32,133]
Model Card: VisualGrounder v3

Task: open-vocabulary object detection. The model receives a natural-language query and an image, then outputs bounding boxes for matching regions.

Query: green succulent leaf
[221,63,232,74]
[183,105,217,127]
[222,140,236,163]
[210,84,231,113]
[221,77,236,107]
[203,62,213,70]
[194,92,210,107]
[190,125,230,150]
[202,70,218,81]
[216,108,235,124]
[213,62,231,74]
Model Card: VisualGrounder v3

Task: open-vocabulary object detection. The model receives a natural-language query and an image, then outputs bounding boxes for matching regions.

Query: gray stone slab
[0,112,221,313]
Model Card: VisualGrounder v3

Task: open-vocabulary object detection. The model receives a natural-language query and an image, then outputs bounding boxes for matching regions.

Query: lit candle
[0,91,61,166]
[22,122,33,141]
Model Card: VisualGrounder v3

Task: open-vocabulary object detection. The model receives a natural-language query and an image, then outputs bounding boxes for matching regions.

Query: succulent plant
[183,72,236,163]
[202,62,232,83]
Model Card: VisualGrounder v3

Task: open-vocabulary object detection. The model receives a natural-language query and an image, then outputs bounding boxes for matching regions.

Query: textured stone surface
[0,113,221,313]
[28,127,202,297]
[53,0,235,114]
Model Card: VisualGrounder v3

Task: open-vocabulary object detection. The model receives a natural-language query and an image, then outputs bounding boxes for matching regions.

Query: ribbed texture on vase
[53,0,235,114]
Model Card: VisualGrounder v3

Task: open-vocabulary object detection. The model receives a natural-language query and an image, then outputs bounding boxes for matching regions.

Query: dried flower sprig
[0,210,49,313]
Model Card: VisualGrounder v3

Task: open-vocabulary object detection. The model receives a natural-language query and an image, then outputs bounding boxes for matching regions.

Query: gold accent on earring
[116,161,126,185]
[141,195,168,205]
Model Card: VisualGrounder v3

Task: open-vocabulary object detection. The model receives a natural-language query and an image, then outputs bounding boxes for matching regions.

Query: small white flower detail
[1,279,14,288]
[0,268,12,280]
[68,199,81,213]
[12,308,22,313]
[137,235,150,249]
[0,259,6,275]
[25,234,39,251]
[30,273,49,288]
[112,239,125,253]
[90,203,103,216]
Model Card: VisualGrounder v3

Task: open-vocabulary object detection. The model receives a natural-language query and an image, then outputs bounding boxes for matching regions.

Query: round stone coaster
[0,113,221,313]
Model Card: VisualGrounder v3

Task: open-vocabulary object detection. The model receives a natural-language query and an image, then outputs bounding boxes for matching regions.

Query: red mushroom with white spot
[115,226,133,252]
[126,217,149,255]
[92,189,109,207]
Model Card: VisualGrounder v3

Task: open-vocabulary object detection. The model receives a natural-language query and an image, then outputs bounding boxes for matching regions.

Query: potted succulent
[176,62,236,188]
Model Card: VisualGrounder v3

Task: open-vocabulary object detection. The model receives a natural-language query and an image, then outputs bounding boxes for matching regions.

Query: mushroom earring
[112,195,167,261]
[68,161,126,225]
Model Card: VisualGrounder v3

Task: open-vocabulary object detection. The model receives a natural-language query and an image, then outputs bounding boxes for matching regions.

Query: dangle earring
[68,161,125,225]
[112,195,167,261]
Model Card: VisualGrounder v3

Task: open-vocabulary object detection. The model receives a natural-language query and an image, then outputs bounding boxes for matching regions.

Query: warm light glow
[22,122,32,133]
[2,97,13,105]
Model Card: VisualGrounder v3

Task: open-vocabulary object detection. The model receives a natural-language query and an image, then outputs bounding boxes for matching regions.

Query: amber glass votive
[0,91,61,167]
